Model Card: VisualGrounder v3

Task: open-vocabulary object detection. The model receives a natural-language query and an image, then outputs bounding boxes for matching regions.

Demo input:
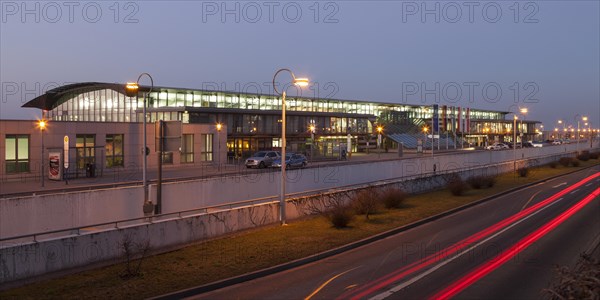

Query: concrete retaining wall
[1,143,596,239]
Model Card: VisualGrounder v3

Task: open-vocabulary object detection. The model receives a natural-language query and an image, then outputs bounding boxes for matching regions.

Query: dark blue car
[270,153,308,168]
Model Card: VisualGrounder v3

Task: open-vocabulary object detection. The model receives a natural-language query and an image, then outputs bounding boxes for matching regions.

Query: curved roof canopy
[22,82,151,111]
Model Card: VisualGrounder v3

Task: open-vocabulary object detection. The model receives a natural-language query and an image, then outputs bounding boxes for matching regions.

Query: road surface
[185,166,600,300]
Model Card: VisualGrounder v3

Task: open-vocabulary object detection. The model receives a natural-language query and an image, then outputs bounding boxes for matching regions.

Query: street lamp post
[273,68,309,225]
[38,118,47,187]
[513,115,518,173]
[309,125,315,161]
[376,125,383,159]
[125,73,154,213]
[216,123,223,171]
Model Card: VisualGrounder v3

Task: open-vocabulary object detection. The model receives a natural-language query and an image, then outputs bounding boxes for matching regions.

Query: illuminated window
[181,134,194,163]
[105,134,124,167]
[5,135,29,174]
[201,134,213,161]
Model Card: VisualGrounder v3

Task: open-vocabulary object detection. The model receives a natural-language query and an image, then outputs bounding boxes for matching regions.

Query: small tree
[353,187,381,220]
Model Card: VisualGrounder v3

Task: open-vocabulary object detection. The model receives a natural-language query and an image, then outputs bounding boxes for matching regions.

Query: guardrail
[1,149,582,245]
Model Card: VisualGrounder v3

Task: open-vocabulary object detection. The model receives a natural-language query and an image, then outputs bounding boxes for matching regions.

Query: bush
[327,205,354,228]
[571,159,580,167]
[590,152,599,159]
[447,175,468,196]
[483,176,497,188]
[466,175,496,189]
[559,157,572,167]
[381,188,408,209]
[577,151,590,161]
[548,161,558,168]
[353,188,381,220]
[518,167,529,177]
[467,176,484,189]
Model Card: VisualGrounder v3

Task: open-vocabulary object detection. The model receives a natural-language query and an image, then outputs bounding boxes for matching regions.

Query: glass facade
[45,87,507,129]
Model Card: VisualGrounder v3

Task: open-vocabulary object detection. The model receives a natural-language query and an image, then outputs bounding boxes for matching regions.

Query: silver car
[245,151,280,168]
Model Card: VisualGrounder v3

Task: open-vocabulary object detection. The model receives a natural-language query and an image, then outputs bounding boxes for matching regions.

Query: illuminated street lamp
[376,125,384,158]
[273,68,309,225]
[309,124,316,160]
[125,73,154,213]
[37,118,47,187]
[216,123,223,171]
[423,126,432,157]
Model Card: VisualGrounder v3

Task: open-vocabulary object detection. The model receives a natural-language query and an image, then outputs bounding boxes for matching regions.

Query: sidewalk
[0,149,462,197]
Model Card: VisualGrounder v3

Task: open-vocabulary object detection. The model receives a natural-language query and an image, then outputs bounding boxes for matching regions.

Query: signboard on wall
[63,135,69,169]
[48,152,62,180]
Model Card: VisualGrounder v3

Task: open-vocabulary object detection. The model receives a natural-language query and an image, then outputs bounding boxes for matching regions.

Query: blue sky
[1,1,598,129]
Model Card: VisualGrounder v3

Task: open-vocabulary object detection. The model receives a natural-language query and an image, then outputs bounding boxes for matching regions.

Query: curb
[154,164,600,300]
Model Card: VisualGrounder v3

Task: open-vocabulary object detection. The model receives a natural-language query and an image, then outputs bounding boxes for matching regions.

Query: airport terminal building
[2,82,537,181]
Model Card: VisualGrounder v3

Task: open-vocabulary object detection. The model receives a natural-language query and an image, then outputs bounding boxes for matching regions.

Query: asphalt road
[186,166,600,300]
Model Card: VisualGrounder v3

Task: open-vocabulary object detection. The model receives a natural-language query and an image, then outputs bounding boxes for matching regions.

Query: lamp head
[125,82,139,97]
[520,108,528,114]
[216,123,223,131]
[293,77,309,87]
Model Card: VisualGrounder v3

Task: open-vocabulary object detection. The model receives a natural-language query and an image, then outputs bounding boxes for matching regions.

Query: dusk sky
[1,1,598,129]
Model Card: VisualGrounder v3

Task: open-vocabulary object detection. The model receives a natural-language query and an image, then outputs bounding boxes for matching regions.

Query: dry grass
[2,160,598,299]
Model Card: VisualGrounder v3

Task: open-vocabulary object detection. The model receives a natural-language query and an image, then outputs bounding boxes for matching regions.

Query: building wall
[0,120,226,182]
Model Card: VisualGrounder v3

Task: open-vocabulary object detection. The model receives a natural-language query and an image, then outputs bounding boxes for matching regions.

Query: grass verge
[2,160,599,299]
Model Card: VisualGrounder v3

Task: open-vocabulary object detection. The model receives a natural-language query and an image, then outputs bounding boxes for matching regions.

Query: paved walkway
[1,149,467,197]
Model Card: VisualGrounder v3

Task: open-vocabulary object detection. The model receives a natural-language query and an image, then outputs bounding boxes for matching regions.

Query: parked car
[552,140,562,145]
[530,142,543,148]
[245,151,280,168]
[270,153,308,169]
[486,144,502,150]
[497,143,510,149]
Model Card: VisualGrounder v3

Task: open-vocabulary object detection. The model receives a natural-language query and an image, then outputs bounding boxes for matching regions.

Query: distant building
[2,82,537,181]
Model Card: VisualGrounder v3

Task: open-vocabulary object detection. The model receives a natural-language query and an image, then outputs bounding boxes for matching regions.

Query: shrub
[466,175,496,189]
[548,161,558,168]
[447,175,468,196]
[559,157,572,167]
[577,151,590,161]
[467,176,484,189]
[327,205,354,228]
[381,188,408,209]
[590,152,599,159]
[571,159,580,167]
[353,188,381,220]
[518,167,529,177]
[483,176,497,188]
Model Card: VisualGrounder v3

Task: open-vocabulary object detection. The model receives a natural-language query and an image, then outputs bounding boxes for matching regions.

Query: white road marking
[369,198,565,300]
[570,189,580,195]
[553,182,567,188]
[585,183,593,187]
